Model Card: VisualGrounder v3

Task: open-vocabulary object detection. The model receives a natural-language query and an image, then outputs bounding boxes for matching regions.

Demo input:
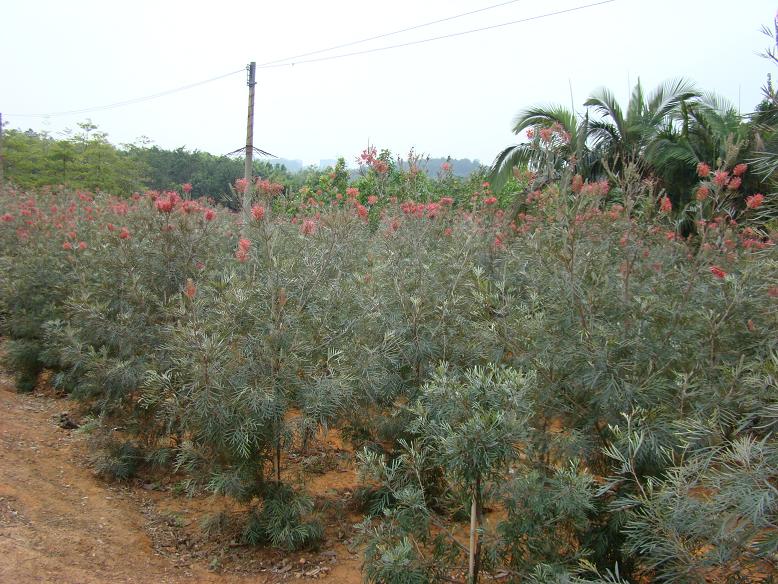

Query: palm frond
[512,105,578,140]
[585,87,626,139]
[488,144,535,192]
[626,78,645,123]
[646,78,698,123]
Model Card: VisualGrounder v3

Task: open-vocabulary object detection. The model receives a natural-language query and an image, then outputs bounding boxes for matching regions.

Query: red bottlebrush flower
[346,187,360,198]
[443,227,453,237]
[696,162,711,177]
[204,209,216,221]
[482,181,491,189]
[367,195,378,205]
[251,204,266,221]
[155,196,175,213]
[571,174,584,193]
[727,176,742,190]
[183,278,196,300]
[357,204,369,219]
[181,200,199,214]
[1,213,13,222]
[710,265,727,279]
[713,170,729,187]
[234,178,248,194]
[235,250,249,262]
[695,186,710,201]
[440,162,452,172]
[390,218,400,232]
[335,192,343,201]
[539,127,553,142]
[107,223,115,232]
[119,227,130,240]
[659,196,672,213]
[78,241,87,251]
[301,218,317,235]
[768,286,778,298]
[62,241,73,251]
[238,237,251,253]
[182,182,193,194]
[195,261,205,270]
[608,204,624,219]
[732,163,748,177]
[746,194,765,209]
[372,160,389,174]
[257,179,284,196]
[484,196,498,205]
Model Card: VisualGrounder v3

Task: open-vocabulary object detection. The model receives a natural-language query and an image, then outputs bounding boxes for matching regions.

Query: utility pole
[0,112,4,185]
[243,62,256,223]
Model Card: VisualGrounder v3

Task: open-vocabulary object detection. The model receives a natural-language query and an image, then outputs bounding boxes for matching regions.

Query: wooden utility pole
[0,112,4,185]
[243,62,256,222]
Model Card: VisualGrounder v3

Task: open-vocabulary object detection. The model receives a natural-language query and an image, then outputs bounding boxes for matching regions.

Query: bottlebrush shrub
[140,207,372,527]
[242,483,322,550]
[2,167,777,572]
[339,200,507,446]
[358,364,534,584]
[0,185,80,390]
[43,191,225,427]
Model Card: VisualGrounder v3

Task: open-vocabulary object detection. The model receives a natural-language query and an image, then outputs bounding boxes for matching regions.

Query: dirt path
[0,371,362,584]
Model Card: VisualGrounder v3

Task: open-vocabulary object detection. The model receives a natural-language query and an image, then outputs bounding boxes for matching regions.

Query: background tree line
[0,121,486,207]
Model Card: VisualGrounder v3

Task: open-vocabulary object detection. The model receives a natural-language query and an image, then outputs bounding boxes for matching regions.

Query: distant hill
[422,157,484,177]
[272,158,303,172]
[269,156,484,177]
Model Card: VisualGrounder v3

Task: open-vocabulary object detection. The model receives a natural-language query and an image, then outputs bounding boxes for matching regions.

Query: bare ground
[0,368,363,584]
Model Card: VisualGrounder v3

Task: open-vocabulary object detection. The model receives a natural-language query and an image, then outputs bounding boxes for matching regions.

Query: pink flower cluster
[155,191,181,214]
[235,238,250,262]
[257,179,284,197]
[359,146,389,174]
[251,204,266,221]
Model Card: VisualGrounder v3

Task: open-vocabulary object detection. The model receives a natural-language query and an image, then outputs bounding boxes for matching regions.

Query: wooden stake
[468,492,477,583]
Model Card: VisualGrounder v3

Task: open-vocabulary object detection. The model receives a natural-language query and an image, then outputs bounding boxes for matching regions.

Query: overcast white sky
[1,0,775,167]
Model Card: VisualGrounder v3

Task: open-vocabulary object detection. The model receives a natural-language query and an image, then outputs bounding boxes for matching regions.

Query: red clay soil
[0,368,363,584]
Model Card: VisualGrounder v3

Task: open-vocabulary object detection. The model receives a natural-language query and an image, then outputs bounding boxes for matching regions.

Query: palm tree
[490,79,700,194]
[749,18,778,184]
[489,105,591,191]
[584,78,699,174]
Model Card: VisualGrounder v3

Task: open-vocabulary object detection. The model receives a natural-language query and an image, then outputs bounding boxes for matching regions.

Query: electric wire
[7,1,531,119]
[258,0,616,69]
[6,0,617,118]
[7,69,245,118]
[256,0,525,67]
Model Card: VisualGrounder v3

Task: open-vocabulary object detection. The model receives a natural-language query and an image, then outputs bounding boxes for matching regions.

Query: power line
[5,0,617,119]
[7,69,245,118]
[256,0,525,67]
[258,0,616,69]
[6,1,528,120]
